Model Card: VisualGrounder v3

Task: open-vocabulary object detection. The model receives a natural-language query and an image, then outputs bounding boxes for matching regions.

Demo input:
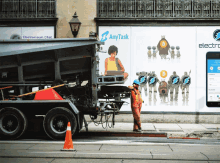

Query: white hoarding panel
[99,26,220,112]
[130,27,196,112]
[0,27,22,39]
[0,27,54,39]
[99,27,131,111]
[22,27,54,39]
[197,27,220,112]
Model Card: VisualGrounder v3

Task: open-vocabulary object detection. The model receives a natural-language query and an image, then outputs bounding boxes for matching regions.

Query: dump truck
[0,38,131,140]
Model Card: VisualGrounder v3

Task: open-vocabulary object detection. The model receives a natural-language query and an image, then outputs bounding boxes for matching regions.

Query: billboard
[99,26,220,113]
[0,27,54,39]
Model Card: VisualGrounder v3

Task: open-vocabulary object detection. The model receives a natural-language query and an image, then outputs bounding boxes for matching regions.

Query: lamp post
[69,12,81,38]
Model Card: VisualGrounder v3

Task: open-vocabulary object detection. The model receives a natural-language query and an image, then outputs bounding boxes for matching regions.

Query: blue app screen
[207,59,220,101]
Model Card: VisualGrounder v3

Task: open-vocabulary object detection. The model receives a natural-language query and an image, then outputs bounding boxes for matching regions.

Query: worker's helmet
[133,79,140,86]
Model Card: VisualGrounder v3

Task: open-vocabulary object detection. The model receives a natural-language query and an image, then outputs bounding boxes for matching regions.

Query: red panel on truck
[34,88,63,100]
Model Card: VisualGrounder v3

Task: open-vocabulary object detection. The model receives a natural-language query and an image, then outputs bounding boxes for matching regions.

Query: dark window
[97,0,220,18]
[0,0,56,18]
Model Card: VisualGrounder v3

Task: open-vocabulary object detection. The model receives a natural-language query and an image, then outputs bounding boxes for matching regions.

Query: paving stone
[169,144,220,153]
[167,132,187,138]
[100,144,172,153]
[124,161,208,163]
[153,123,182,131]
[0,143,35,150]
[0,158,33,163]
[151,151,208,160]
[0,149,76,158]
[74,151,152,159]
[200,151,220,160]
[201,124,220,130]
[73,144,102,151]
[0,158,53,163]
[178,124,207,130]
[53,159,123,163]
[81,123,156,132]
[141,123,156,131]
[28,144,63,151]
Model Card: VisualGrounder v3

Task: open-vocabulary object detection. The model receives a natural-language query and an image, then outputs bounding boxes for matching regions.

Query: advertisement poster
[99,26,220,113]
[0,27,54,39]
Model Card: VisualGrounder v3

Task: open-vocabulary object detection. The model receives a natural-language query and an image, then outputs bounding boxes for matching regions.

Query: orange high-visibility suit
[129,86,143,130]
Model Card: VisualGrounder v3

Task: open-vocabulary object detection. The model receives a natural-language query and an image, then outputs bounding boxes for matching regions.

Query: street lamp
[69,12,81,38]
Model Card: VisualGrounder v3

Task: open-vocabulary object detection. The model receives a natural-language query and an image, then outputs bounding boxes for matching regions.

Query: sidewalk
[80,122,220,139]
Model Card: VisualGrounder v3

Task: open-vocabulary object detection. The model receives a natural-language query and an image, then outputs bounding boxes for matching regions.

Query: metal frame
[95,0,220,27]
[97,0,220,18]
[0,0,56,18]
[0,38,127,109]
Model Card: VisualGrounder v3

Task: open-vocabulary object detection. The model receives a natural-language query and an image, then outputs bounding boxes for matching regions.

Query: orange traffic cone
[61,122,76,151]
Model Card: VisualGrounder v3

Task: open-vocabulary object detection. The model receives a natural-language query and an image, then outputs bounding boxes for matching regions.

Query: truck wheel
[0,107,28,139]
[43,107,77,140]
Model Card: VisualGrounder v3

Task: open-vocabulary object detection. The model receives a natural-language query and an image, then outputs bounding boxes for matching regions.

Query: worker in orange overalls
[128,79,143,132]
[105,45,128,79]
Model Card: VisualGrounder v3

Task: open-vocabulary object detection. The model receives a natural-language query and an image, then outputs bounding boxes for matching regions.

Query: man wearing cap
[128,79,143,132]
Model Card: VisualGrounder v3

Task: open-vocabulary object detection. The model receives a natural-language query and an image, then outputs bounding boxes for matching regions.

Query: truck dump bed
[0,38,127,100]
[0,38,102,83]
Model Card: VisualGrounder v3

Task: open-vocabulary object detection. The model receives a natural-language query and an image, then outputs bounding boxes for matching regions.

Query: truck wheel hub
[0,115,18,133]
[50,115,68,134]
[7,120,13,127]
[57,120,64,128]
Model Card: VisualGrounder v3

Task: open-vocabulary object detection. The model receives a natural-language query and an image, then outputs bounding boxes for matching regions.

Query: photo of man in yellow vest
[104,45,128,80]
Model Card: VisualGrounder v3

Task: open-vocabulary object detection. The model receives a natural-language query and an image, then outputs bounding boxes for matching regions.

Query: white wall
[0,27,54,39]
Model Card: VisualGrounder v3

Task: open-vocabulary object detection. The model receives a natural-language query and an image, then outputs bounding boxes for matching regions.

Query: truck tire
[43,107,77,140]
[0,107,28,140]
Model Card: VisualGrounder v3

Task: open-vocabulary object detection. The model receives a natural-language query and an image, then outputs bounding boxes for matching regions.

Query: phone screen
[207,59,220,102]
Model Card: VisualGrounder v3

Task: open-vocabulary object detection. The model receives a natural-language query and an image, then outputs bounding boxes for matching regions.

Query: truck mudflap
[67,99,82,131]
[67,99,79,114]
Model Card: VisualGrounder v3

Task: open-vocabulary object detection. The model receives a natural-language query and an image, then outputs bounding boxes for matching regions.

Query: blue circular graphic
[182,76,191,85]
[148,76,156,86]
[138,76,147,84]
[171,76,180,85]
[213,29,220,41]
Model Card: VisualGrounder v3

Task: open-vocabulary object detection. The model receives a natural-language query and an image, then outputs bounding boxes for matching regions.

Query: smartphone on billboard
[206,52,220,107]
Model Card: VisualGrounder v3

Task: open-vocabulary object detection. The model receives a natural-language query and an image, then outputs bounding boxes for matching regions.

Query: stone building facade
[56,0,97,38]
[1,0,220,123]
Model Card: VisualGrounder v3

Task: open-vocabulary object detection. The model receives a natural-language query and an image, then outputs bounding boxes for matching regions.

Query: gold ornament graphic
[160,70,167,78]
[160,40,168,48]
